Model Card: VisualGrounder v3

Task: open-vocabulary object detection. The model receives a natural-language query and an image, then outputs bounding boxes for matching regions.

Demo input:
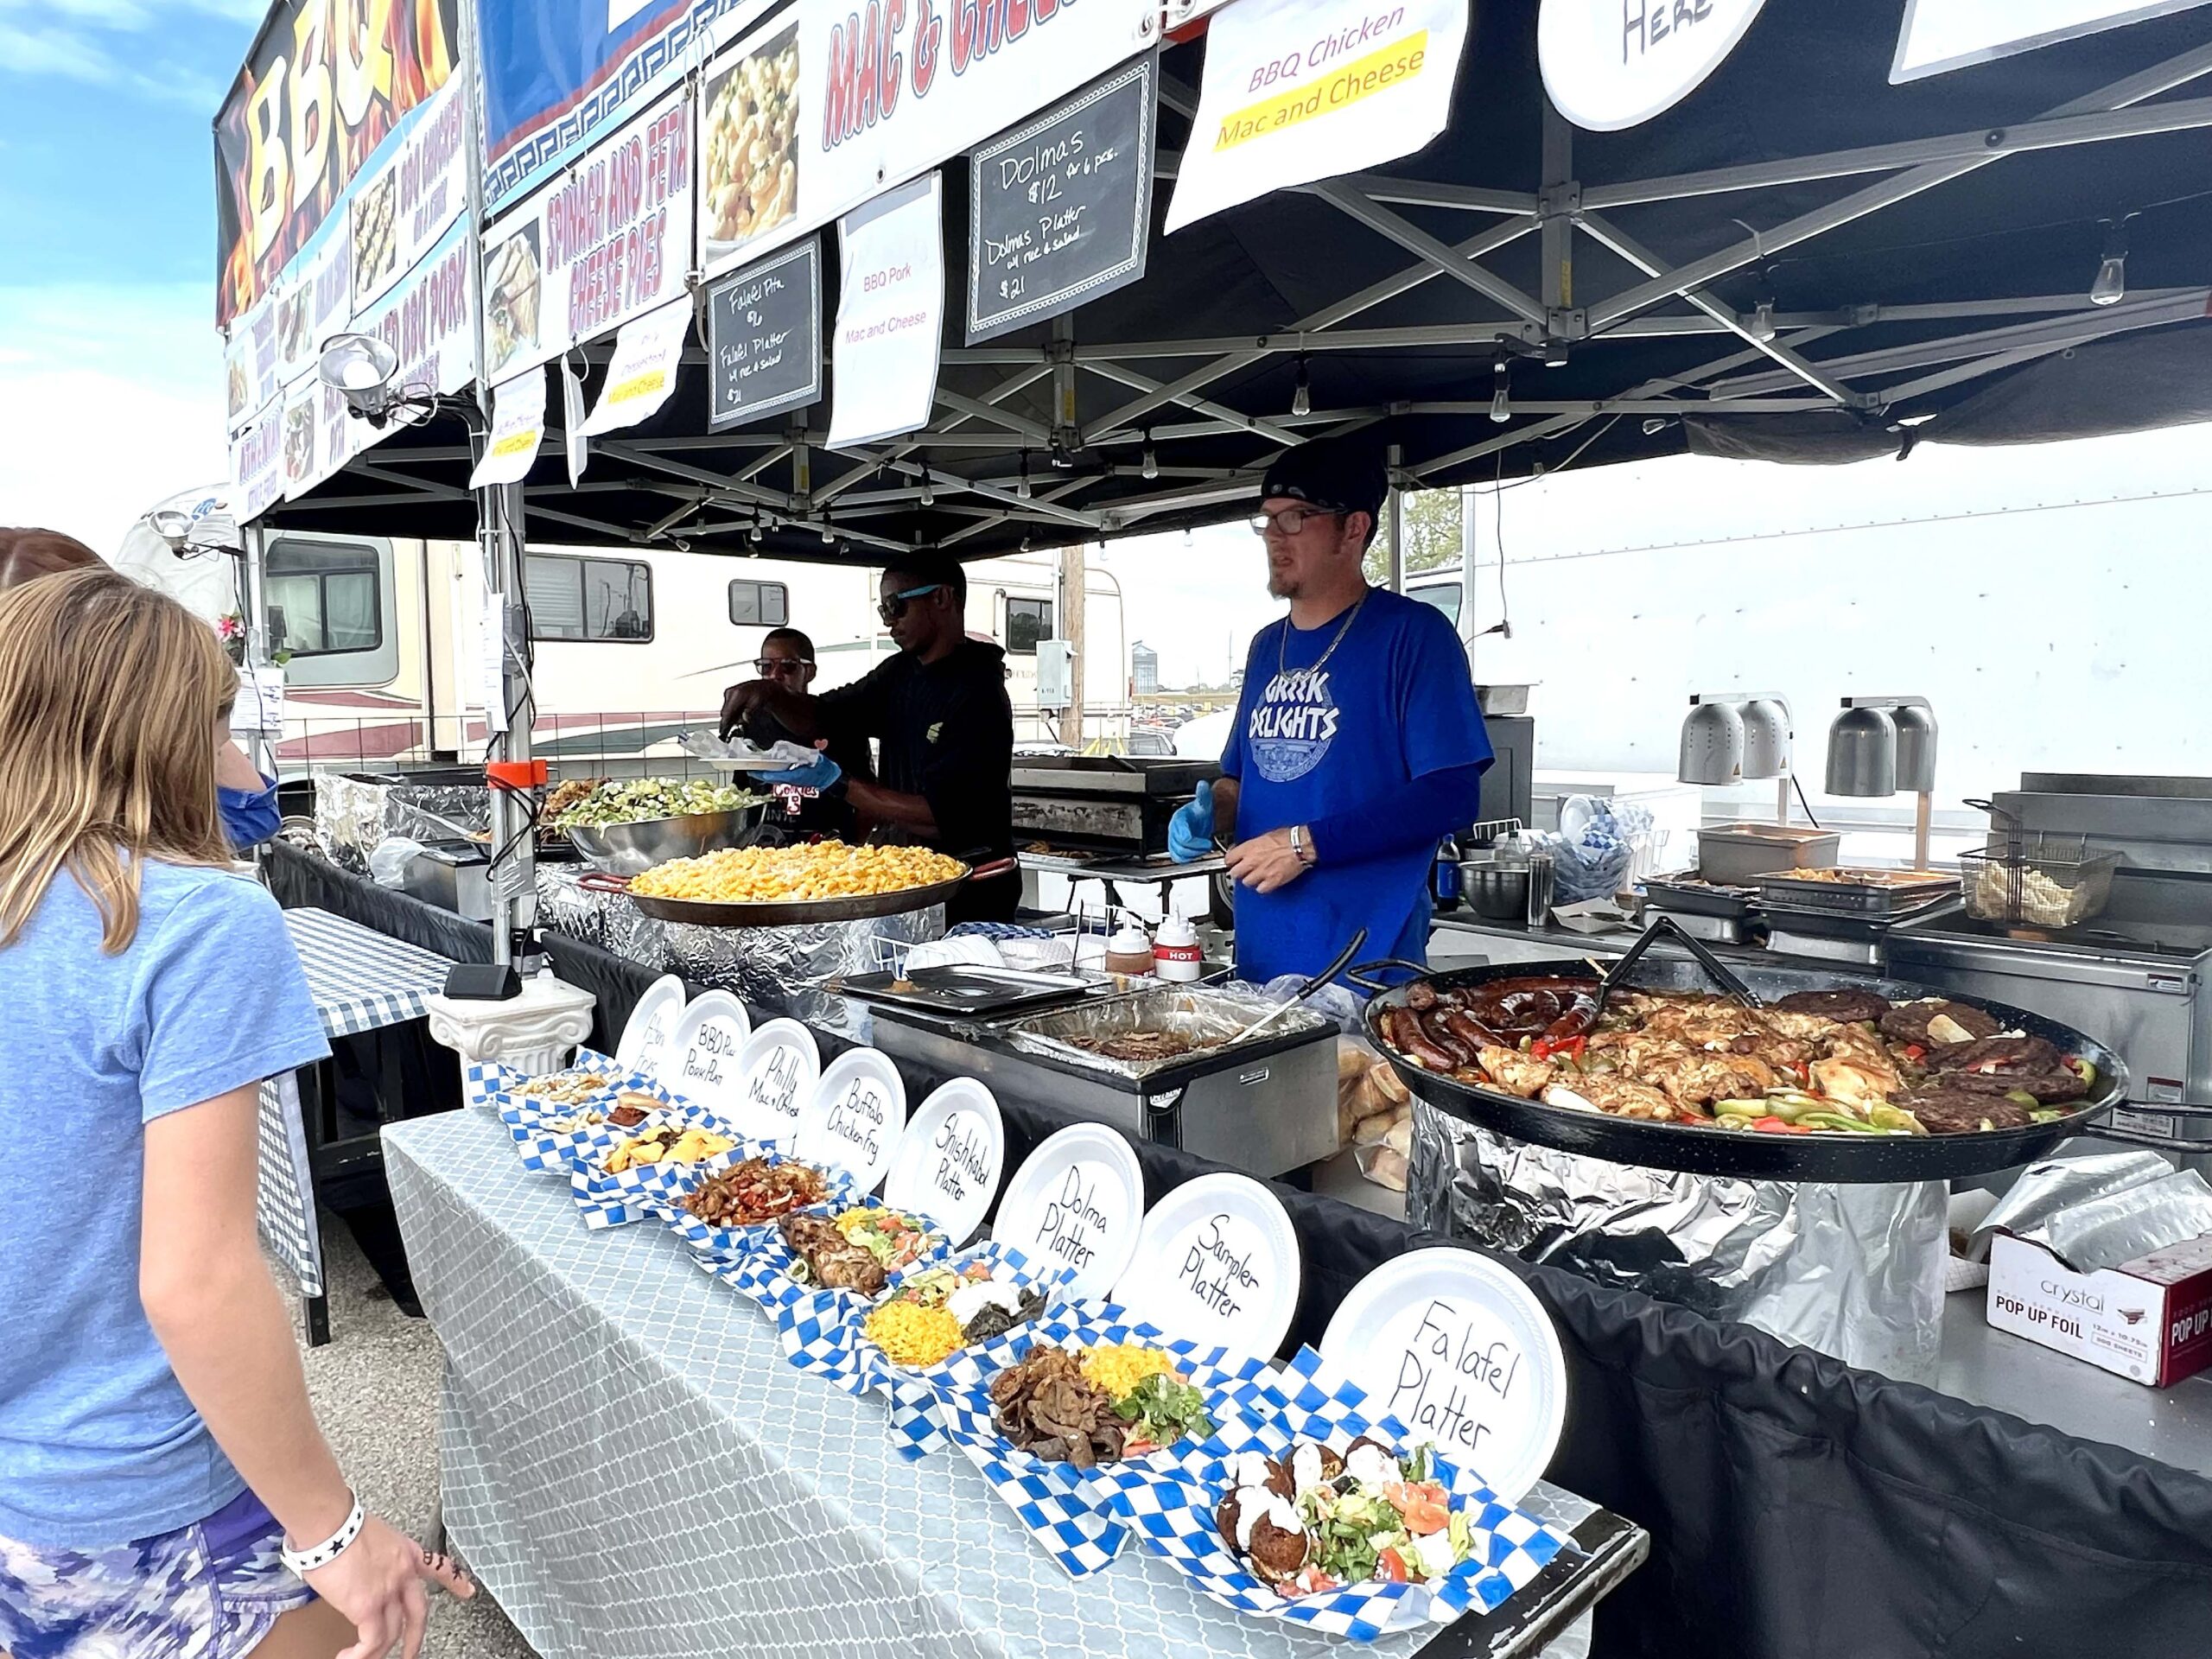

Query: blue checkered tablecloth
[257,907,456,1301]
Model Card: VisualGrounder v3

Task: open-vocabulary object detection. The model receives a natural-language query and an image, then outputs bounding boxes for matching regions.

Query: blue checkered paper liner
[905,1309,1277,1575]
[659,1154,854,1262]
[701,1196,950,1307]
[501,1077,682,1174]
[1102,1347,1573,1640]
[568,1118,755,1230]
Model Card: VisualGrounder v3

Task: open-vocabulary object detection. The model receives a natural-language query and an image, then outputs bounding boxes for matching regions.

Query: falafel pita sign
[1164,0,1470,232]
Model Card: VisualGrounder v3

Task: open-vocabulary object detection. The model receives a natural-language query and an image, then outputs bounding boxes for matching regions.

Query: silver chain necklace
[1276,588,1370,681]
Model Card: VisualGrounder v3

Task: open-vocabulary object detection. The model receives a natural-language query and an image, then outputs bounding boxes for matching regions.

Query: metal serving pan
[837,963,1109,1017]
[1751,868,1959,917]
[1363,957,2128,1183]
[566,805,767,876]
[1641,873,1761,919]
[578,857,1013,927]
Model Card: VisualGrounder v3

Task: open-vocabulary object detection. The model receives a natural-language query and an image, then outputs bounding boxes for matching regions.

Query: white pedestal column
[427,970,599,1084]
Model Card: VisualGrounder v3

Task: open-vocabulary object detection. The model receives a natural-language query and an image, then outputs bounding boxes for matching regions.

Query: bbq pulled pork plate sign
[482,86,696,382]
[694,0,1157,280]
[1165,0,1471,232]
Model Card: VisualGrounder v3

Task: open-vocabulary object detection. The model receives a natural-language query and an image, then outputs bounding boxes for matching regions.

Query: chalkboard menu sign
[965,53,1156,344]
[705,238,823,431]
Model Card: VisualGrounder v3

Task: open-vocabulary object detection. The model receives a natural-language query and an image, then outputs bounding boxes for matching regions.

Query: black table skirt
[267,844,2212,1659]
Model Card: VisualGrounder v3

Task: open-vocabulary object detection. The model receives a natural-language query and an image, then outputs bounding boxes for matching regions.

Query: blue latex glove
[218,778,282,851]
[758,749,843,793]
[1167,779,1215,862]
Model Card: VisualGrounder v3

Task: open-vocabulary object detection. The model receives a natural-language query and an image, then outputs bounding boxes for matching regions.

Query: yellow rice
[863,1301,963,1369]
[1080,1343,1180,1402]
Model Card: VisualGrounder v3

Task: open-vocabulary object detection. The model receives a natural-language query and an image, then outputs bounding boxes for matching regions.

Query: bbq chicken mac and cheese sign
[695,0,1158,279]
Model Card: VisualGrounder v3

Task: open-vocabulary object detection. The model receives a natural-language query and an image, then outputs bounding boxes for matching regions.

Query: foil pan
[1974,1152,2212,1273]
[315,772,492,874]
[1000,986,1333,1082]
[1408,1098,1948,1382]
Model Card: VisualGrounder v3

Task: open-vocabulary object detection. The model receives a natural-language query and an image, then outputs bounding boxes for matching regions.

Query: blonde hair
[0,569,236,953]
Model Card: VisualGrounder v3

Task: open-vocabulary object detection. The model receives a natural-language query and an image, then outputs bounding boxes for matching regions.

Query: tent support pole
[240,524,271,782]
[1386,444,1405,595]
[477,478,536,970]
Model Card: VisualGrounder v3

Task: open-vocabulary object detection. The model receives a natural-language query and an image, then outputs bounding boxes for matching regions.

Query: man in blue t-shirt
[1167,438,1492,985]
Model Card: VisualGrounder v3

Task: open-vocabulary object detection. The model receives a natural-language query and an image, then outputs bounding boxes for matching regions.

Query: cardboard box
[1986,1231,2212,1388]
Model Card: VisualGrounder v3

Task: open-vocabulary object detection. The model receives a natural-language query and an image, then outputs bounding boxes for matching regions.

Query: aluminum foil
[1408,1099,1948,1382]
[314,772,491,874]
[1000,986,1332,1082]
[1973,1151,2212,1272]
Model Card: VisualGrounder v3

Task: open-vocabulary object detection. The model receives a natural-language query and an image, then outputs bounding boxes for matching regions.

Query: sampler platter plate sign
[1318,1247,1567,1503]
[990,1122,1146,1301]
[615,974,689,1077]
[794,1047,907,1192]
[1112,1172,1300,1357]
[881,1077,1006,1247]
[730,1017,823,1144]
[663,989,753,1118]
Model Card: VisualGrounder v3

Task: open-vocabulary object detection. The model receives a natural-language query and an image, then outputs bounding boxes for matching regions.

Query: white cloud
[0,283,226,557]
[0,0,254,105]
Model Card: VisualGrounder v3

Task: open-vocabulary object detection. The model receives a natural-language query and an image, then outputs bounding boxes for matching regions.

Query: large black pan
[1362,957,2131,1183]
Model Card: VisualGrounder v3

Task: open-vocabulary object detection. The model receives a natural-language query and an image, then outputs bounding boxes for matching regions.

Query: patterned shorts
[0,1490,314,1659]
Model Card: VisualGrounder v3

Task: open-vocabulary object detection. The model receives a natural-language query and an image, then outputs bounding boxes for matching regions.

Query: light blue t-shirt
[0,861,328,1548]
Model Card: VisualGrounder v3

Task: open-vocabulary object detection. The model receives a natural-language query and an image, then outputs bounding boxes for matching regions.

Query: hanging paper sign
[663,989,753,1116]
[346,222,480,460]
[731,1018,823,1144]
[616,975,690,1077]
[880,1077,1004,1245]
[1317,1247,1567,1503]
[1539,0,1766,130]
[795,1047,907,1190]
[578,296,695,437]
[705,237,823,431]
[482,85,694,383]
[694,0,1155,281]
[1891,0,2212,83]
[229,399,286,525]
[470,367,550,490]
[1111,1171,1301,1356]
[1164,0,1470,233]
[561,353,591,484]
[826,172,944,450]
[966,54,1156,344]
[348,77,472,313]
[991,1122,1146,1301]
[232,664,289,739]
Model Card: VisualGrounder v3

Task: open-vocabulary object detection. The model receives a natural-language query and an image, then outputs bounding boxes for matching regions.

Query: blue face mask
[217,778,281,851]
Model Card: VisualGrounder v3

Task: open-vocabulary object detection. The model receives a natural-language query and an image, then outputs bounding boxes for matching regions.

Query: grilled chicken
[1477,1045,1557,1100]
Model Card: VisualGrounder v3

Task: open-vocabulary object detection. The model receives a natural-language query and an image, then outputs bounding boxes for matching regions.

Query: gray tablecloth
[384,1110,1631,1659]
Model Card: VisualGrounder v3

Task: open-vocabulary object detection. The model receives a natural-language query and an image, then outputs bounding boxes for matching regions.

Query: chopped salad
[548,777,763,830]
[1217,1439,1478,1598]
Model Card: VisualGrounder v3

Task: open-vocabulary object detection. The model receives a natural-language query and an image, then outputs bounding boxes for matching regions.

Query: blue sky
[0,1,264,551]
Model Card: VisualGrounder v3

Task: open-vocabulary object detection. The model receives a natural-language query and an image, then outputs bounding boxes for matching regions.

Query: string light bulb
[1489,359,1511,424]
[918,467,934,505]
[1291,358,1311,417]
[2091,217,2130,306]
[1747,298,1777,342]
[1141,435,1159,480]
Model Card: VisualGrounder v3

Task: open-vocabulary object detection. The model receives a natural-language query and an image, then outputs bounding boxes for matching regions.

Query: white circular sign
[1112,1172,1300,1357]
[992,1123,1146,1302]
[615,975,688,1077]
[881,1077,1005,1247]
[1539,0,1767,131]
[663,990,752,1117]
[794,1048,907,1193]
[727,1018,821,1144]
[1319,1247,1567,1503]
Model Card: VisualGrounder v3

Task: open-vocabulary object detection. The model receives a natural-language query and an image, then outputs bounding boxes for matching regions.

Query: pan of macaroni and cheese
[580,840,1014,927]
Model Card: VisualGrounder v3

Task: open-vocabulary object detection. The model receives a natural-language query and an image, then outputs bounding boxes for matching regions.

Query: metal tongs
[1541,914,1763,1044]
[1227,929,1369,1046]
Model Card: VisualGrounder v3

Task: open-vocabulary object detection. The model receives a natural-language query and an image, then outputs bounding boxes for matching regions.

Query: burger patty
[1947,1068,2089,1105]
[1878,1000,2003,1045]
[1771,988,1891,1023]
[1925,1034,2062,1075]
[1905,1092,2037,1135]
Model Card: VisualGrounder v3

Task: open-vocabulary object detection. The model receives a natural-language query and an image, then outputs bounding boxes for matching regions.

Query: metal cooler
[868,987,1339,1178]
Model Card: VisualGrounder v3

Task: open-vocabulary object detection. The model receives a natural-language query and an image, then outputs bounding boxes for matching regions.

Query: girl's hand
[303,1514,475,1659]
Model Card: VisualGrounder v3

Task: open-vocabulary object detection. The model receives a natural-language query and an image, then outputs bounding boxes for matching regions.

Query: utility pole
[1060,540,1087,750]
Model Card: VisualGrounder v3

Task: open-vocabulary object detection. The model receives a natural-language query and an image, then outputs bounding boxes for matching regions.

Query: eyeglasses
[753,657,812,677]
[1248,506,1344,537]
[877,582,942,623]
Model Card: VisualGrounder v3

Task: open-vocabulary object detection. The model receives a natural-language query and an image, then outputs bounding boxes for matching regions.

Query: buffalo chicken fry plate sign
[1166,0,1469,232]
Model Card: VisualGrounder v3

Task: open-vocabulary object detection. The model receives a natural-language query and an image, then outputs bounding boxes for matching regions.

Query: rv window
[525,554,654,642]
[1005,596,1053,654]
[1409,582,1462,627]
[264,540,384,658]
[728,580,790,627]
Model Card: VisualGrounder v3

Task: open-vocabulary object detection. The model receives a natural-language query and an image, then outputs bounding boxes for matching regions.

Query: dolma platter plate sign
[965,53,1156,343]
[706,238,824,430]
[1317,1246,1567,1503]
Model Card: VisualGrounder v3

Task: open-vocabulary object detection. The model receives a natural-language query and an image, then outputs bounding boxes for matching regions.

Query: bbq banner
[482,86,694,383]
[476,0,771,214]
[1164,0,1470,233]
[225,294,283,435]
[272,232,355,388]
[229,399,287,525]
[695,0,1157,282]
[345,219,480,462]
[214,0,463,326]
[346,75,472,314]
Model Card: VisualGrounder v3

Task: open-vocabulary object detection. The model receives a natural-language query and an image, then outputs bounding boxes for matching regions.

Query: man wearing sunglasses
[719,556,1018,921]
[1166,436,1491,986]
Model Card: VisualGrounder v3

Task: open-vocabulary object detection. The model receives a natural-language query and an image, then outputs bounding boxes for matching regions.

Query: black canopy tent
[261,0,2212,566]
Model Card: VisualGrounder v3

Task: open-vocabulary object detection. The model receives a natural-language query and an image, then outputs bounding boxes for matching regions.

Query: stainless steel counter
[1429,912,1868,974]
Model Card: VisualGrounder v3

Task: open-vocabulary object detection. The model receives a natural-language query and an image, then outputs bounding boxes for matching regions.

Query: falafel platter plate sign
[1164,0,1471,232]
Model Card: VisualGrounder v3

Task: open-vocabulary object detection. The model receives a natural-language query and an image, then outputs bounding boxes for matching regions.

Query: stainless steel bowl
[567,805,767,875]
[1459,861,1531,922]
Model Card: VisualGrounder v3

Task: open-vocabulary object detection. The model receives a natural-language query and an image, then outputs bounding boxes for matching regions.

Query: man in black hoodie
[720,554,1018,922]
